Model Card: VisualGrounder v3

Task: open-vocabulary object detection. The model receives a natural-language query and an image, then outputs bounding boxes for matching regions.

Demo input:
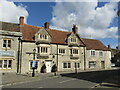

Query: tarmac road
[2,69,120,89]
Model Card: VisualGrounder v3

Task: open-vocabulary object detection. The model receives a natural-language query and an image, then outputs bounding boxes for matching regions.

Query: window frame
[70,37,76,43]
[58,48,66,54]
[89,61,96,68]
[2,39,12,49]
[90,50,95,56]
[40,47,48,53]
[70,49,79,55]
[99,51,103,57]
[0,59,13,69]
[39,34,48,40]
[63,62,71,69]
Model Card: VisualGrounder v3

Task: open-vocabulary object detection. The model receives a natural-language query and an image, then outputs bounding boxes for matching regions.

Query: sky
[0,0,119,49]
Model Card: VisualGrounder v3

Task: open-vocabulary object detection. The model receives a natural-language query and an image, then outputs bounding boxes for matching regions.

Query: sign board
[32,61,36,68]
[0,51,15,57]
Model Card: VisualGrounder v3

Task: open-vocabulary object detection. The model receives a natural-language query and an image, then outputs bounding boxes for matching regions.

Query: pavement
[0,67,120,88]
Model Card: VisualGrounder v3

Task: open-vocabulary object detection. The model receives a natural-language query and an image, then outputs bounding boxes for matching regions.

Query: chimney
[72,24,78,34]
[108,45,111,49]
[44,22,50,29]
[19,16,24,25]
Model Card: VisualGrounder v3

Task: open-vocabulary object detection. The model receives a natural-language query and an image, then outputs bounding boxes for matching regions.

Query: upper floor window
[99,51,103,57]
[91,50,95,56]
[59,49,66,54]
[3,39,11,49]
[39,34,47,39]
[70,49,79,54]
[41,47,48,53]
[70,38,76,42]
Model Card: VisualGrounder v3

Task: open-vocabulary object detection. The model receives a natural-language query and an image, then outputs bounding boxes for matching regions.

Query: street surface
[2,69,120,89]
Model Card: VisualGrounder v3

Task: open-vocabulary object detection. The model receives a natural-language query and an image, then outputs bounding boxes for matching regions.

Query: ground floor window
[74,62,80,68]
[30,61,38,70]
[89,61,96,68]
[63,62,71,68]
[0,59,12,69]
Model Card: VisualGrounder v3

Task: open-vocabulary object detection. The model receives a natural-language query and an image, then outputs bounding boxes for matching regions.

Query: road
[2,69,120,89]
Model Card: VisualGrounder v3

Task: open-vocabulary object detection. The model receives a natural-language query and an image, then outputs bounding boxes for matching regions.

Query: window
[0,60,2,69]
[8,60,12,69]
[91,50,95,56]
[63,62,71,68]
[0,60,12,69]
[89,61,96,68]
[3,39,11,48]
[71,38,76,42]
[70,49,79,54]
[41,47,48,53]
[39,34,47,39]
[37,47,40,53]
[74,62,80,68]
[4,60,7,69]
[99,51,103,57]
[59,49,66,54]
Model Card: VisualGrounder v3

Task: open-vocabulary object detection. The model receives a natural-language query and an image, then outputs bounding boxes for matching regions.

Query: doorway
[101,61,105,69]
[45,61,52,73]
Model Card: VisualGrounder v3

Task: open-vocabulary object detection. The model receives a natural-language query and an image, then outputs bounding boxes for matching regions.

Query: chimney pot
[19,16,24,25]
[108,45,111,49]
[44,22,50,29]
[72,24,78,34]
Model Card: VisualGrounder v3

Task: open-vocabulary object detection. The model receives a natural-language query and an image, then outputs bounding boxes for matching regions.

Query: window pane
[8,60,12,68]
[4,60,7,69]
[37,47,40,53]
[30,61,33,69]
[78,63,80,68]
[68,63,71,68]
[3,40,6,47]
[0,60,2,69]
[63,63,67,68]
[8,40,11,48]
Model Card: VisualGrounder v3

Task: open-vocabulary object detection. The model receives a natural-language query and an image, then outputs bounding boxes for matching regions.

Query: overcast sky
[0,0,119,49]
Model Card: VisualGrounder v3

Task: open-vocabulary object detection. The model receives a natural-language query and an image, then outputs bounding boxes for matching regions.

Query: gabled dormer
[67,25,80,46]
[35,22,52,44]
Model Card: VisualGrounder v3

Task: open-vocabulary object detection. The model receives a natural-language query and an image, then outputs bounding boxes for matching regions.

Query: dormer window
[70,38,76,42]
[39,34,47,39]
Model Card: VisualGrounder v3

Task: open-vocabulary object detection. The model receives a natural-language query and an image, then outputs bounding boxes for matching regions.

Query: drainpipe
[19,41,22,74]
[17,37,21,73]
[56,44,58,71]
[83,46,86,70]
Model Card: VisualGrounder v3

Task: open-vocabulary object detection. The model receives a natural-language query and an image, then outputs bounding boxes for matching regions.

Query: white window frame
[70,49,79,55]
[74,62,80,68]
[99,51,103,57]
[58,48,66,54]
[0,60,2,69]
[70,37,76,43]
[90,50,95,56]
[89,61,96,68]
[0,59,12,69]
[40,47,48,54]
[63,62,71,69]
[2,39,11,49]
[39,34,48,40]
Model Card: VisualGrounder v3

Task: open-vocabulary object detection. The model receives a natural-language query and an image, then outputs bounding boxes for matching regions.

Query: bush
[51,64,57,72]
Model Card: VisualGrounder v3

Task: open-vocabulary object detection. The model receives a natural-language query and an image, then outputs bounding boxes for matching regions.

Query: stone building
[0,16,111,74]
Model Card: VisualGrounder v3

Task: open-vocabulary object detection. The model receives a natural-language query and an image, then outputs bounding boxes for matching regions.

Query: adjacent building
[0,16,111,74]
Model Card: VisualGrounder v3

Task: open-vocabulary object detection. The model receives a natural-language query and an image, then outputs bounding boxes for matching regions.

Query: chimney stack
[72,24,78,34]
[44,22,50,29]
[108,45,111,49]
[19,16,24,25]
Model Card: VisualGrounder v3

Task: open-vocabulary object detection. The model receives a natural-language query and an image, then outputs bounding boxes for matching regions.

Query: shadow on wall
[60,69,120,87]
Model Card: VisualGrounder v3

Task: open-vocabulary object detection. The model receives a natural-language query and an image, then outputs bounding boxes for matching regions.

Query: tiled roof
[1,21,110,50]
[20,24,41,41]
[0,21,20,32]
[82,38,109,51]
